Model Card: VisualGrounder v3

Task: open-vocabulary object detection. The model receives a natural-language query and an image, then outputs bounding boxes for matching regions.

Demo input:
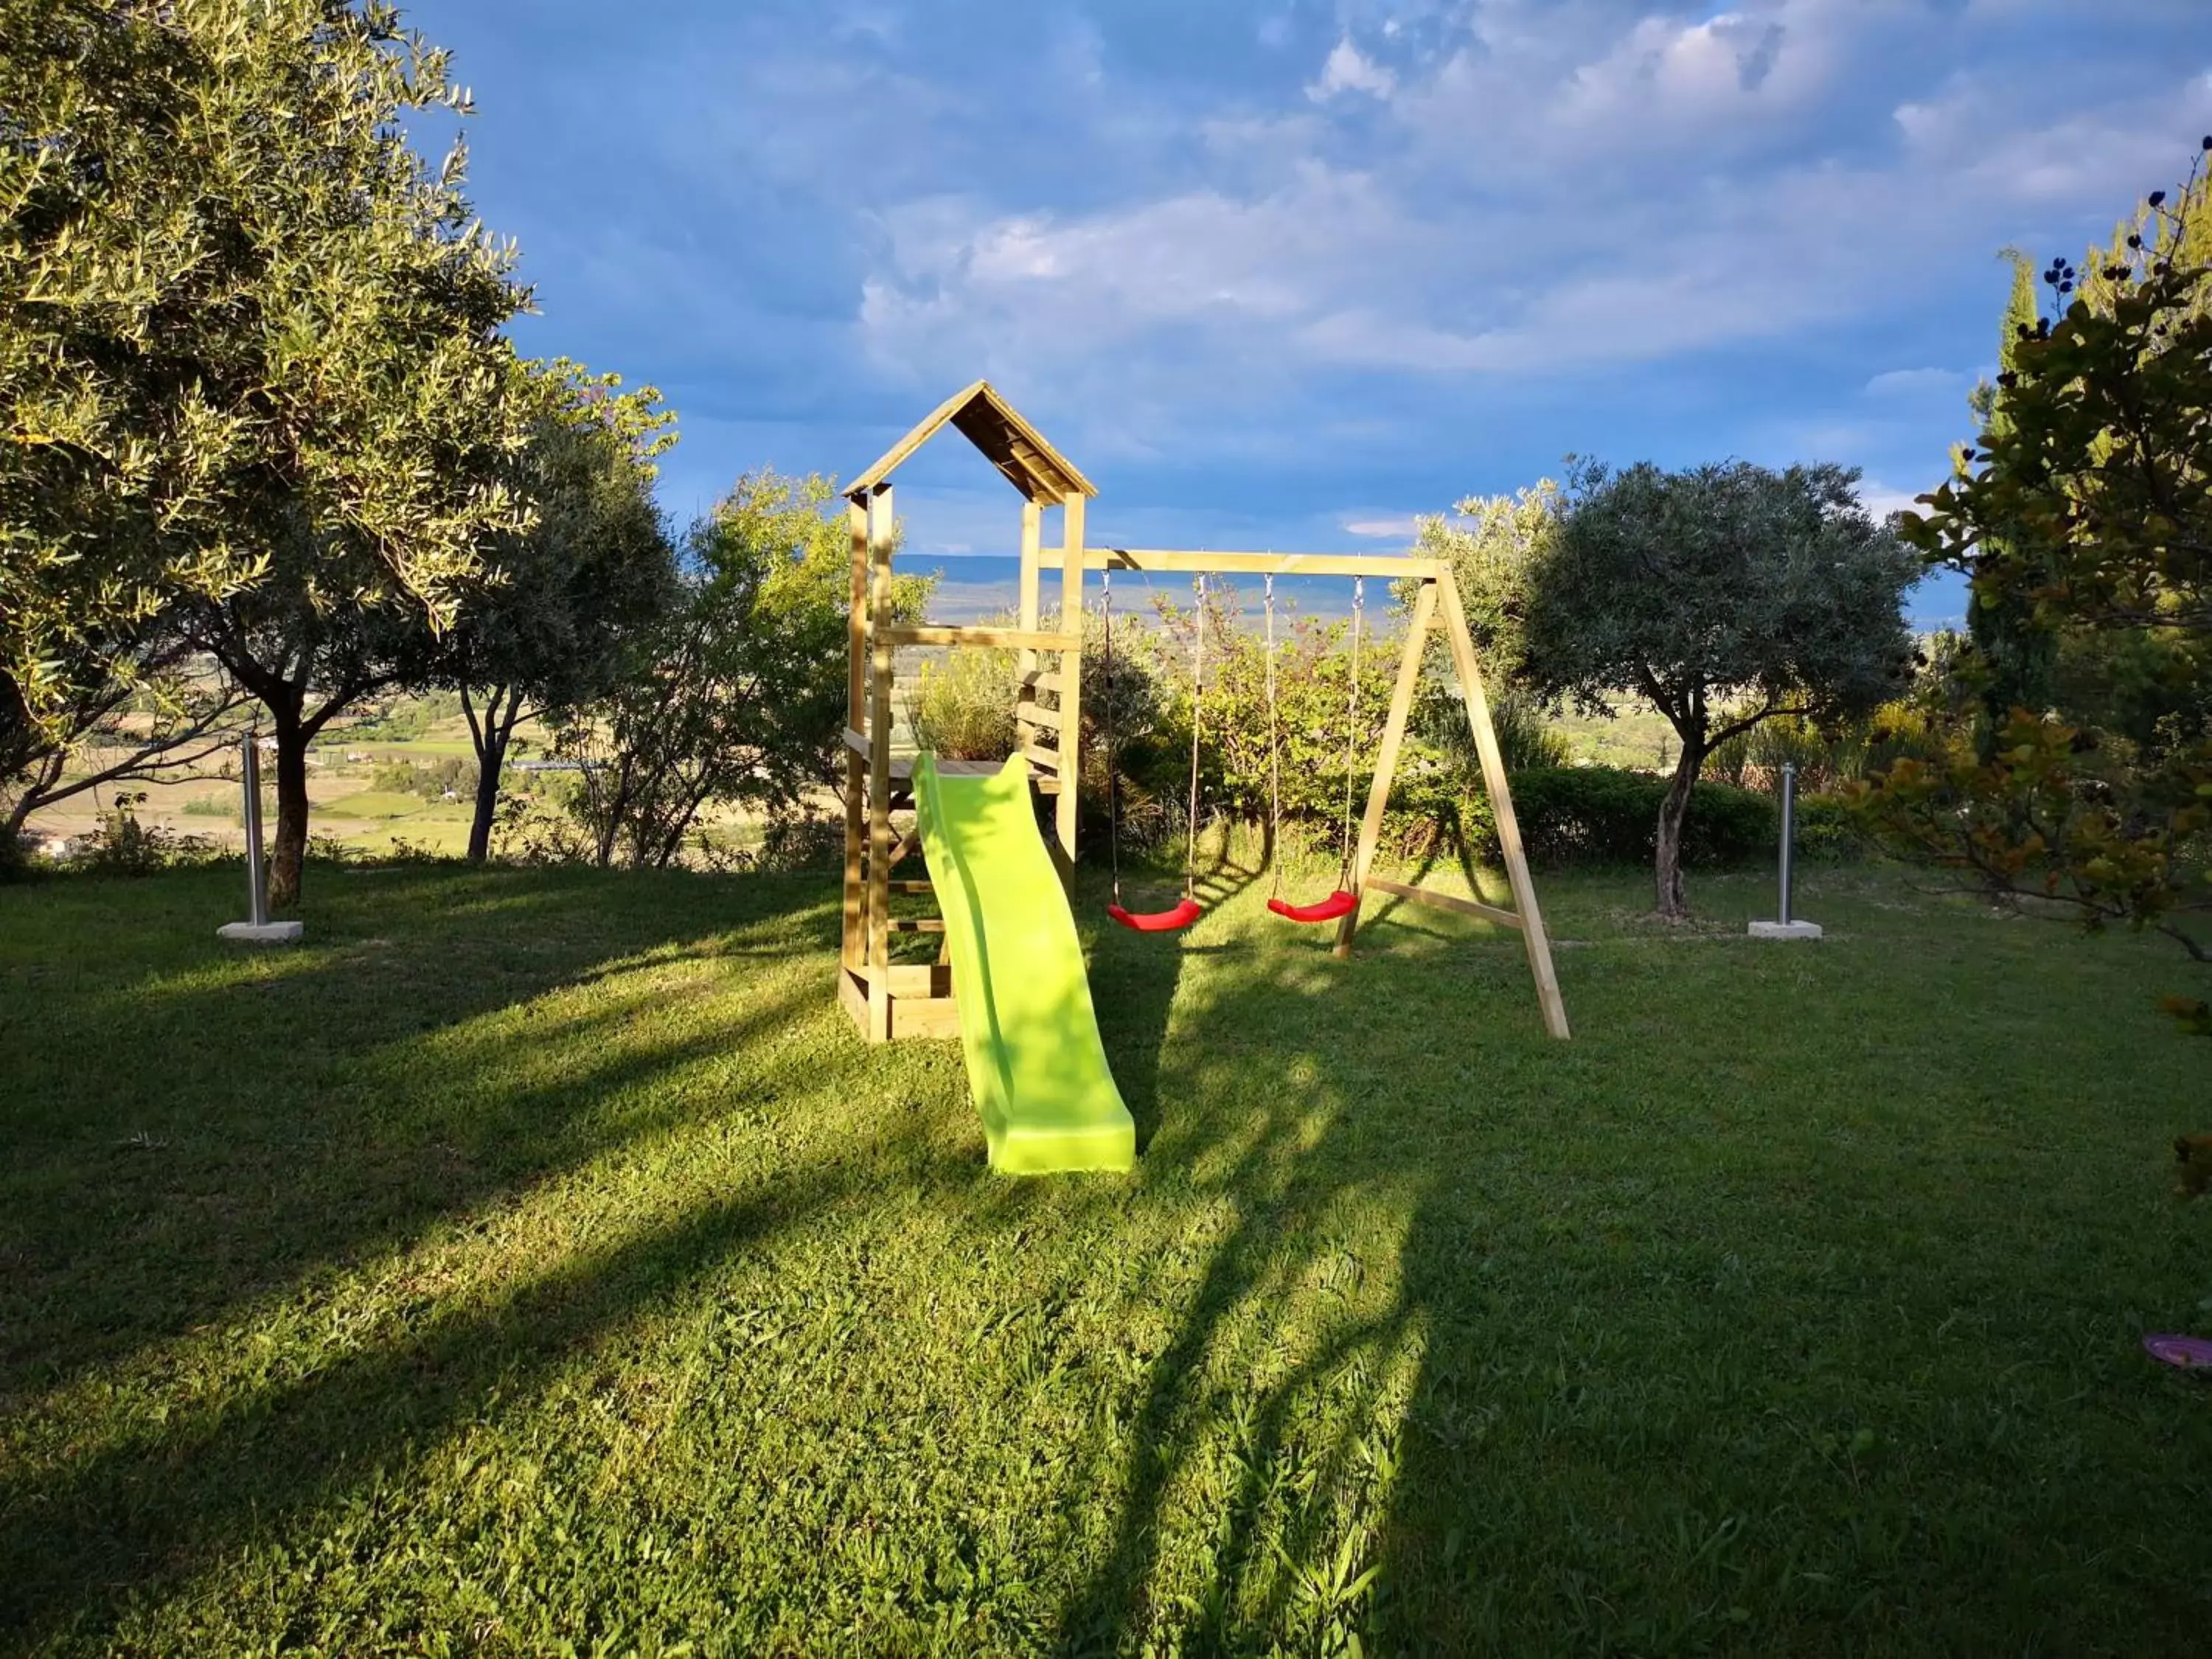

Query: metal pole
[241,731,268,927]
[1778,760,1797,927]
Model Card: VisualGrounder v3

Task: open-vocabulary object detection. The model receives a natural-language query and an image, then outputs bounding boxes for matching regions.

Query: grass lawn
[2,856,2210,1655]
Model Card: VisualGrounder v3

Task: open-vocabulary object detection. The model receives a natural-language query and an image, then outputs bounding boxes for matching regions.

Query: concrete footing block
[218,920,304,945]
[1748,919,1823,940]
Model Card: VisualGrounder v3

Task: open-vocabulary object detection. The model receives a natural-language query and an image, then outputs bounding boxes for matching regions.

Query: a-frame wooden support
[1331,570,1570,1039]
[1082,548,1569,1040]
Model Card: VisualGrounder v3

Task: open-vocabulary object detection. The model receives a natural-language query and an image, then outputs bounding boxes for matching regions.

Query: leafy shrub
[1414,684,1571,776]
[907,645,1018,761]
[756,813,844,872]
[370,755,470,799]
[1793,793,1865,863]
[77,790,218,875]
[1504,766,1776,868]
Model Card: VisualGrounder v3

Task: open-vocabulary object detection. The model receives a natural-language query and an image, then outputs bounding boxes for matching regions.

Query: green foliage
[1526,458,1917,915]
[76,789,218,874]
[339,692,463,745]
[1411,481,1562,678]
[1413,684,1571,778]
[1130,585,1422,849]
[1503,765,1775,868]
[1,0,534,760]
[1871,146,2212,964]
[434,358,679,858]
[369,755,469,799]
[907,642,1020,762]
[561,470,933,868]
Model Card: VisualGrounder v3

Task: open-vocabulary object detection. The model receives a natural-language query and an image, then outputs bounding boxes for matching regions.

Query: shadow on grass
[0,863,838,1394]
[1045,864,2212,1655]
[0,1085,977,1649]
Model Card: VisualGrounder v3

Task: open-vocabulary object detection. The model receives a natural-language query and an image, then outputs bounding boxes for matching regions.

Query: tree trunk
[1654,738,1704,920]
[267,698,310,909]
[463,684,522,864]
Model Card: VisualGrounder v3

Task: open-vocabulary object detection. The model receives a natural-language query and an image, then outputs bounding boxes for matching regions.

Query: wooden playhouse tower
[838,380,1570,1045]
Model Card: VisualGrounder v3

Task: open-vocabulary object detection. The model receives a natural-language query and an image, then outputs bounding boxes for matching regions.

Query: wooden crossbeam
[1017,698,1062,730]
[880,625,1079,651]
[1364,877,1523,931]
[1085,549,1444,580]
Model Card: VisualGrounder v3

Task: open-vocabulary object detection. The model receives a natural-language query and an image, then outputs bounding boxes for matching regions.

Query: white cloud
[1309,38,1397,101]
[1856,477,1933,521]
[1863,367,1968,396]
[845,0,2211,484]
[1343,514,1419,538]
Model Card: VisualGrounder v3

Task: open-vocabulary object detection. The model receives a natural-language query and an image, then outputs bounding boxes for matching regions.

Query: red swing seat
[1107,897,1203,933]
[1267,888,1358,925]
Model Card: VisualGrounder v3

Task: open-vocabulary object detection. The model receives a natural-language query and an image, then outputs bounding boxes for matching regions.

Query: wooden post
[1017,497,1042,666]
[866,485,896,1042]
[1436,574,1570,1040]
[1334,577,1438,959]
[1051,491,1085,884]
[842,496,869,975]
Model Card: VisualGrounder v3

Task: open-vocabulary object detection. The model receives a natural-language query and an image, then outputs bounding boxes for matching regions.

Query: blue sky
[408,0,2211,624]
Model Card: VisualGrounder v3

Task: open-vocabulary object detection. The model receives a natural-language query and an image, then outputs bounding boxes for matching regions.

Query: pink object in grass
[2143,1333,2212,1368]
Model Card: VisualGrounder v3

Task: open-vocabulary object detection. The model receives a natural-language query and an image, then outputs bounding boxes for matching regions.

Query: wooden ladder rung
[1017,699,1062,731]
[886,917,946,933]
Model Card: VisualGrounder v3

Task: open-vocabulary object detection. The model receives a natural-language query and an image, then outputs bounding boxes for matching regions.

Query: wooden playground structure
[838,380,1570,1044]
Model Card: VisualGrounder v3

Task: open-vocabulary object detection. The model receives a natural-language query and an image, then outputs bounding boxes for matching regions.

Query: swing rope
[1263,576,1365,925]
[1265,575,1284,900]
[1103,571,1206,933]
[1183,574,1205,903]
[1103,568,1122,908]
[1338,577,1364,886]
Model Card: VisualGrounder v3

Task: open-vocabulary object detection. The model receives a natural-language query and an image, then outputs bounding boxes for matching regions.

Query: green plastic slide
[912,754,1136,1175]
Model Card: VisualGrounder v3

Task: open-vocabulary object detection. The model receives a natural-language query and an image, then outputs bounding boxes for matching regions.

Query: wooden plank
[889,994,964,1041]
[843,725,869,756]
[889,879,933,895]
[1021,738,1060,773]
[844,380,1098,504]
[1335,577,1439,959]
[842,498,869,973]
[1054,493,1086,883]
[1437,574,1571,1040]
[880,962,953,998]
[866,486,896,1043]
[880,624,1080,651]
[1018,497,1043,690]
[1085,549,1444,580]
[1019,670,1063,697]
[1016,698,1062,731]
[838,963,869,1036]
[1365,877,1524,931]
[887,918,946,934]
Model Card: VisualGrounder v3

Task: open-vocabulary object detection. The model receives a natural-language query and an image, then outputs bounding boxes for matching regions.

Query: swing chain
[1184,574,1205,902]
[1265,574,1283,898]
[1339,577,1364,887]
[1102,568,1121,906]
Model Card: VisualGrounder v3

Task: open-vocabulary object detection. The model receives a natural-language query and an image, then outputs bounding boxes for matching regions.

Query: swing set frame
[836,380,1571,1044]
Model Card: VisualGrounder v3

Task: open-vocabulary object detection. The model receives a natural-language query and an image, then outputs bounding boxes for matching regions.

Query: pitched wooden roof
[845,380,1096,503]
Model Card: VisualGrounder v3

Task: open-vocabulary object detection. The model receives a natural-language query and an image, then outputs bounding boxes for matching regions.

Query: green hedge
[1501,766,1777,868]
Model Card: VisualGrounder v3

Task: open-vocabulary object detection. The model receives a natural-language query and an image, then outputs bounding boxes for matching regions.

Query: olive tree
[4,0,535,904]
[435,362,678,861]
[1525,459,1916,918]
